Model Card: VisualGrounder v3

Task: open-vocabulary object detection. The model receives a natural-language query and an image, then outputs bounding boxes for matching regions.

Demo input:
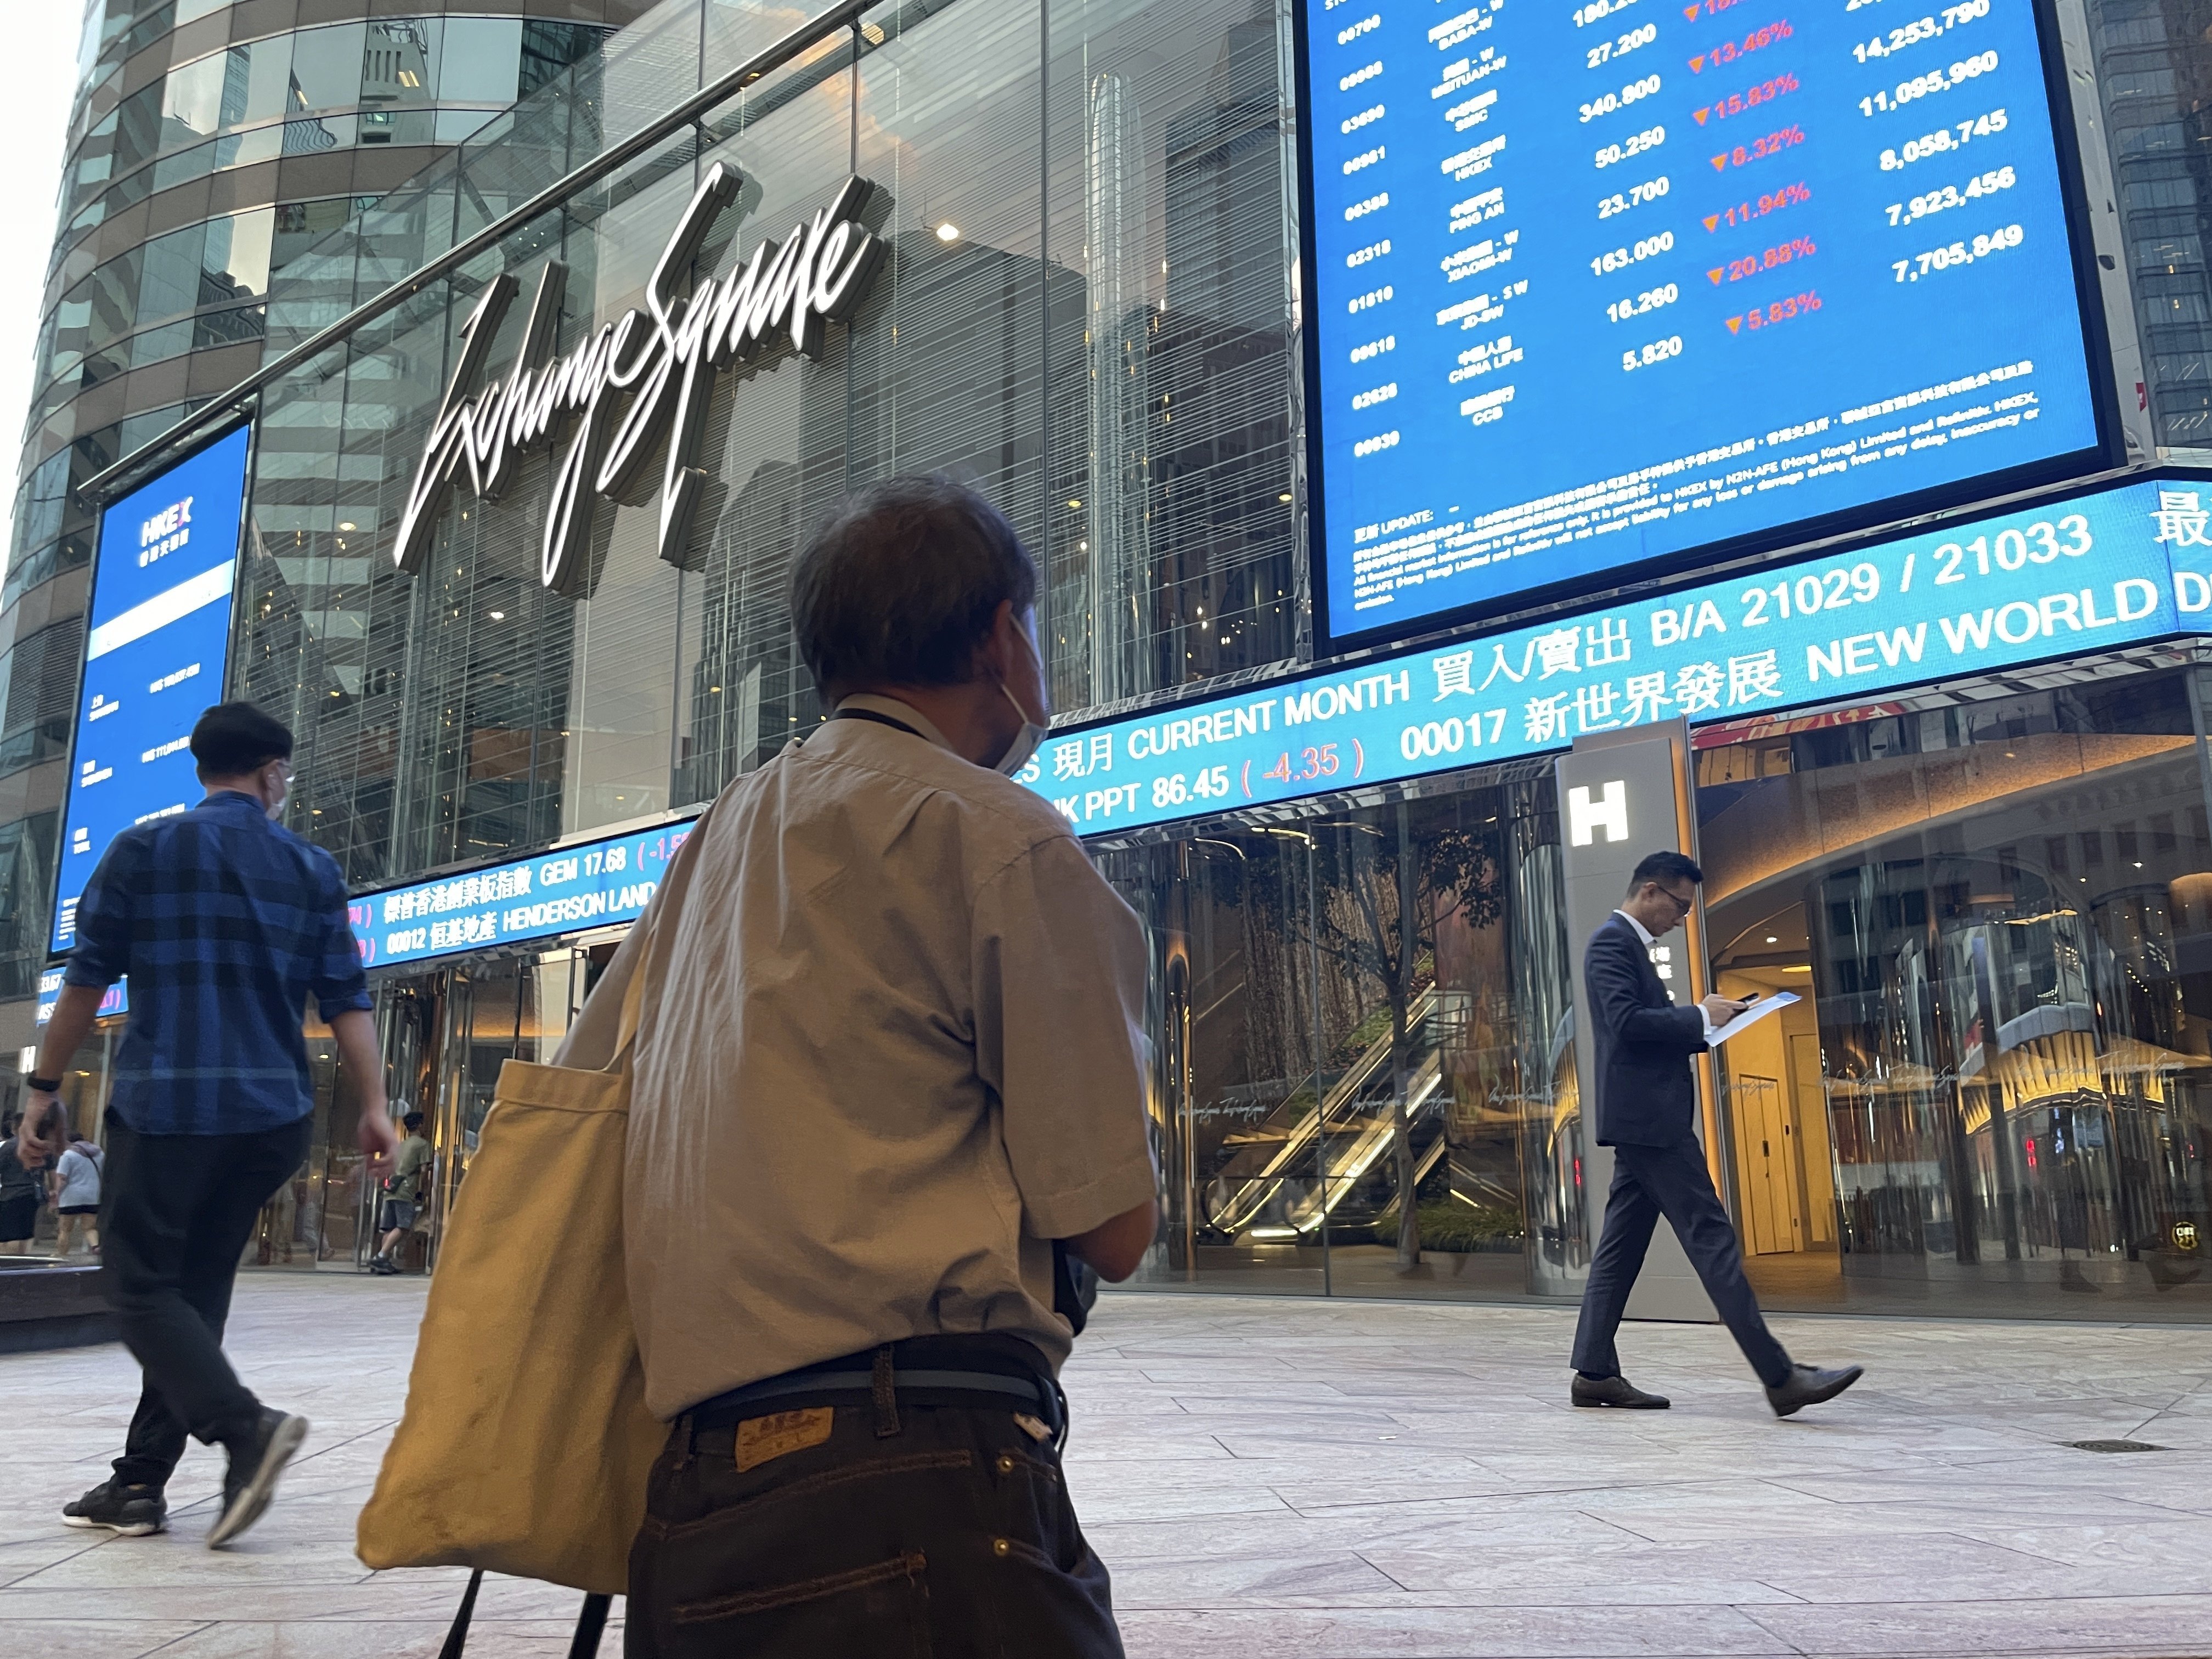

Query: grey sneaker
[207,1409,308,1548]
[62,1479,167,1537]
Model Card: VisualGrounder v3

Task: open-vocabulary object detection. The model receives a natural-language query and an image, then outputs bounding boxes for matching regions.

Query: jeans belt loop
[871,1344,901,1439]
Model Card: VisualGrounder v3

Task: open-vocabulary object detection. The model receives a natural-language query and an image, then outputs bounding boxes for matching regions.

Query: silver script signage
[394,162,884,594]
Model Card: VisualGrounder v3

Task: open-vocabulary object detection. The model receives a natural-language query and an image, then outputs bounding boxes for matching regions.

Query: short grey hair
[790,475,1040,696]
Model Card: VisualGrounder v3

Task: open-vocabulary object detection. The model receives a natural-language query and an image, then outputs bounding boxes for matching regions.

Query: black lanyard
[831,707,926,740]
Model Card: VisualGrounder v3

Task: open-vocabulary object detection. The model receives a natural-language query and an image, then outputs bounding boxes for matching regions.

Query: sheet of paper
[1706,990,1801,1046]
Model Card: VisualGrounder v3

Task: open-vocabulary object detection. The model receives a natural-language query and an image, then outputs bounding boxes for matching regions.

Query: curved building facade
[0,1,647,1064]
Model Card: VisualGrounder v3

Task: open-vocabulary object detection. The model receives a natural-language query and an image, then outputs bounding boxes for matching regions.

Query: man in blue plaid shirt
[21,702,397,1547]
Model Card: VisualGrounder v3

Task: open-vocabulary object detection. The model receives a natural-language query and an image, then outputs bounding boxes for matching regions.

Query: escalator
[1201,988,1454,1243]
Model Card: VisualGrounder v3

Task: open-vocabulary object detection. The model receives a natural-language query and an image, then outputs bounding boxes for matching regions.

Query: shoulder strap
[616,795,722,1074]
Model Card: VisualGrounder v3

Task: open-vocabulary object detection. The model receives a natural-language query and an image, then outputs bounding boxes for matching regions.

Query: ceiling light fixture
[935,222,960,242]
[337,521,356,532]
[488,610,505,620]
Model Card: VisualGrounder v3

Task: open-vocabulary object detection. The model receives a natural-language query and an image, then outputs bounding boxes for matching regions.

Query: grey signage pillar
[1556,719,1719,1324]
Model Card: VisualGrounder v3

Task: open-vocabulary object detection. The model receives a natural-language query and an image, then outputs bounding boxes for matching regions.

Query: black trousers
[627,1393,1123,1658]
[99,1115,310,1488]
[1571,1136,1792,1388]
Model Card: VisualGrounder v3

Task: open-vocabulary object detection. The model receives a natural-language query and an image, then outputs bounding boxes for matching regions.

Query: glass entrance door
[1701,670,2212,1317]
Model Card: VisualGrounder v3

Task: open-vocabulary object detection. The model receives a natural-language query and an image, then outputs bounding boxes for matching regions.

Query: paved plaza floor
[2,1274,2209,1657]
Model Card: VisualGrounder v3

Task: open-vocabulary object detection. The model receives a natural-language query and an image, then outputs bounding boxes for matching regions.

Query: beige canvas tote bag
[357,807,710,1596]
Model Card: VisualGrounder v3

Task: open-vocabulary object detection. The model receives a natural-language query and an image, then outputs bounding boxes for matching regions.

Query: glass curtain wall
[1701,667,2212,1318]
[239,0,1304,892]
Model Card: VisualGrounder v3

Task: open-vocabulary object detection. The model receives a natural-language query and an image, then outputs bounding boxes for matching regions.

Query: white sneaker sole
[206,1414,308,1549]
[62,1514,164,1537]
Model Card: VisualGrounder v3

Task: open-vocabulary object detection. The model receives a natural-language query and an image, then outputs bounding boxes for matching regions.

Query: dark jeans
[627,1395,1124,1658]
[1571,1136,1792,1388]
[100,1115,310,1488]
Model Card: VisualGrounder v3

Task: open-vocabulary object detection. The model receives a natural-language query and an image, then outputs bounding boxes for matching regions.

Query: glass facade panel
[1094,765,1579,1301]
[1702,670,2212,1316]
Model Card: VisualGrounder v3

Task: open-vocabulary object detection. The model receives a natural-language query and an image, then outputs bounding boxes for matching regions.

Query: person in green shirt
[369,1113,431,1276]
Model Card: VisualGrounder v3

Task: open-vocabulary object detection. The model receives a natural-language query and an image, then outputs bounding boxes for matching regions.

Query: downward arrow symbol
[1726,316,1743,334]
[1694,107,1709,126]
[1703,214,1720,232]
[1711,154,1728,171]
[1708,268,1725,285]
[1690,54,1706,71]
[1683,4,1700,18]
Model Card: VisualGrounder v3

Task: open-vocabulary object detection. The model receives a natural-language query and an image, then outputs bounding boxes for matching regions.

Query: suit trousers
[100,1116,310,1488]
[1570,1137,1791,1388]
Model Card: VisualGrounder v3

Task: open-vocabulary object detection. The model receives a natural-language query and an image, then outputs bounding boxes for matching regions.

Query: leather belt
[687,1338,1067,1446]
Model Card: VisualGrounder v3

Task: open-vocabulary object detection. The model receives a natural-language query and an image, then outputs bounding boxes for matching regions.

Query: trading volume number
[1884,165,2014,225]
[1878,108,2007,168]
[1852,0,1991,60]
[1859,49,1998,115]
[1891,221,2023,279]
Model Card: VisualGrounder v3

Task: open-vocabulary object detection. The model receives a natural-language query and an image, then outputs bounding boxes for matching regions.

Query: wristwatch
[24,1074,61,1093]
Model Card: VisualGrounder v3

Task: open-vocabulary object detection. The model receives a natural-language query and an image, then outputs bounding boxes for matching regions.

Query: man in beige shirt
[621,475,1158,1658]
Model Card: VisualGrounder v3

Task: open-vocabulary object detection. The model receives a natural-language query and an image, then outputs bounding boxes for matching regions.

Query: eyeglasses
[1656,885,1695,915]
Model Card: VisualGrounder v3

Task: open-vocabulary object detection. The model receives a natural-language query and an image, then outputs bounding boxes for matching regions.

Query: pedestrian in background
[54,1137,103,1257]
[0,1115,47,1255]
[622,476,1158,1657]
[369,1111,431,1274]
[18,701,397,1546]
[1569,850,1864,1417]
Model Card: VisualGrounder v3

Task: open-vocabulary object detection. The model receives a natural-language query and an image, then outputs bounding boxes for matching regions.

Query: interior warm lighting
[1279,492,1293,503]
[935,222,960,242]
[1067,498,1082,508]
[1765,935,1779,944]
[1782,964,1812,973]
[337,521,356,531]
[488,610,505,620]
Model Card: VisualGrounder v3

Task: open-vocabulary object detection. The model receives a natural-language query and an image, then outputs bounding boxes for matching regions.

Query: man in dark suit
[1571,850,1865,1417]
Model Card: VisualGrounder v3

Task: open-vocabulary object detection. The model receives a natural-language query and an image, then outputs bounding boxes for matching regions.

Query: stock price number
[1623,333,1685,371]
[1594,124,1665,168]
[1591,229,1677,273]
[1607,281,1679,322]
[1152,765,1234,809]
[1740,561,1881,625]
[1900,515,2094,590]
[1582,72,1663,123]
[1260,746,1341,785]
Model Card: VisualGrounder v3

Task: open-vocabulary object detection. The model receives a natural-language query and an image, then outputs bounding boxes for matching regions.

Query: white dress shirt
[1613,908,1715,1037]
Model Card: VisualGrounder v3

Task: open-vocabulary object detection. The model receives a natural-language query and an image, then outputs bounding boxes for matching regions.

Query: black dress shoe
[1571,1373,1671,1409]
[1766,1361,1864,1418]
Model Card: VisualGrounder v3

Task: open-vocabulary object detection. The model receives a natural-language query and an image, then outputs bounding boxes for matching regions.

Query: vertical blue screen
[49,426,251,953]
[1302,0,2106,642]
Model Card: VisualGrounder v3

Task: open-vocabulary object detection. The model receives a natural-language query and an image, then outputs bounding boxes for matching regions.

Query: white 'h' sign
[1567,781,1629,847]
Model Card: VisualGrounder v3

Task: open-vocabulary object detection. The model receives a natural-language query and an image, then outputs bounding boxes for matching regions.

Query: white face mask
[994,629,1050,777]
[263,761,292,821]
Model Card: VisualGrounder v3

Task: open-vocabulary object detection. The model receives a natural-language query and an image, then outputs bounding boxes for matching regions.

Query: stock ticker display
[1302,0,2107,642]
[49,426,251,953]
[1014,475,2212,837]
